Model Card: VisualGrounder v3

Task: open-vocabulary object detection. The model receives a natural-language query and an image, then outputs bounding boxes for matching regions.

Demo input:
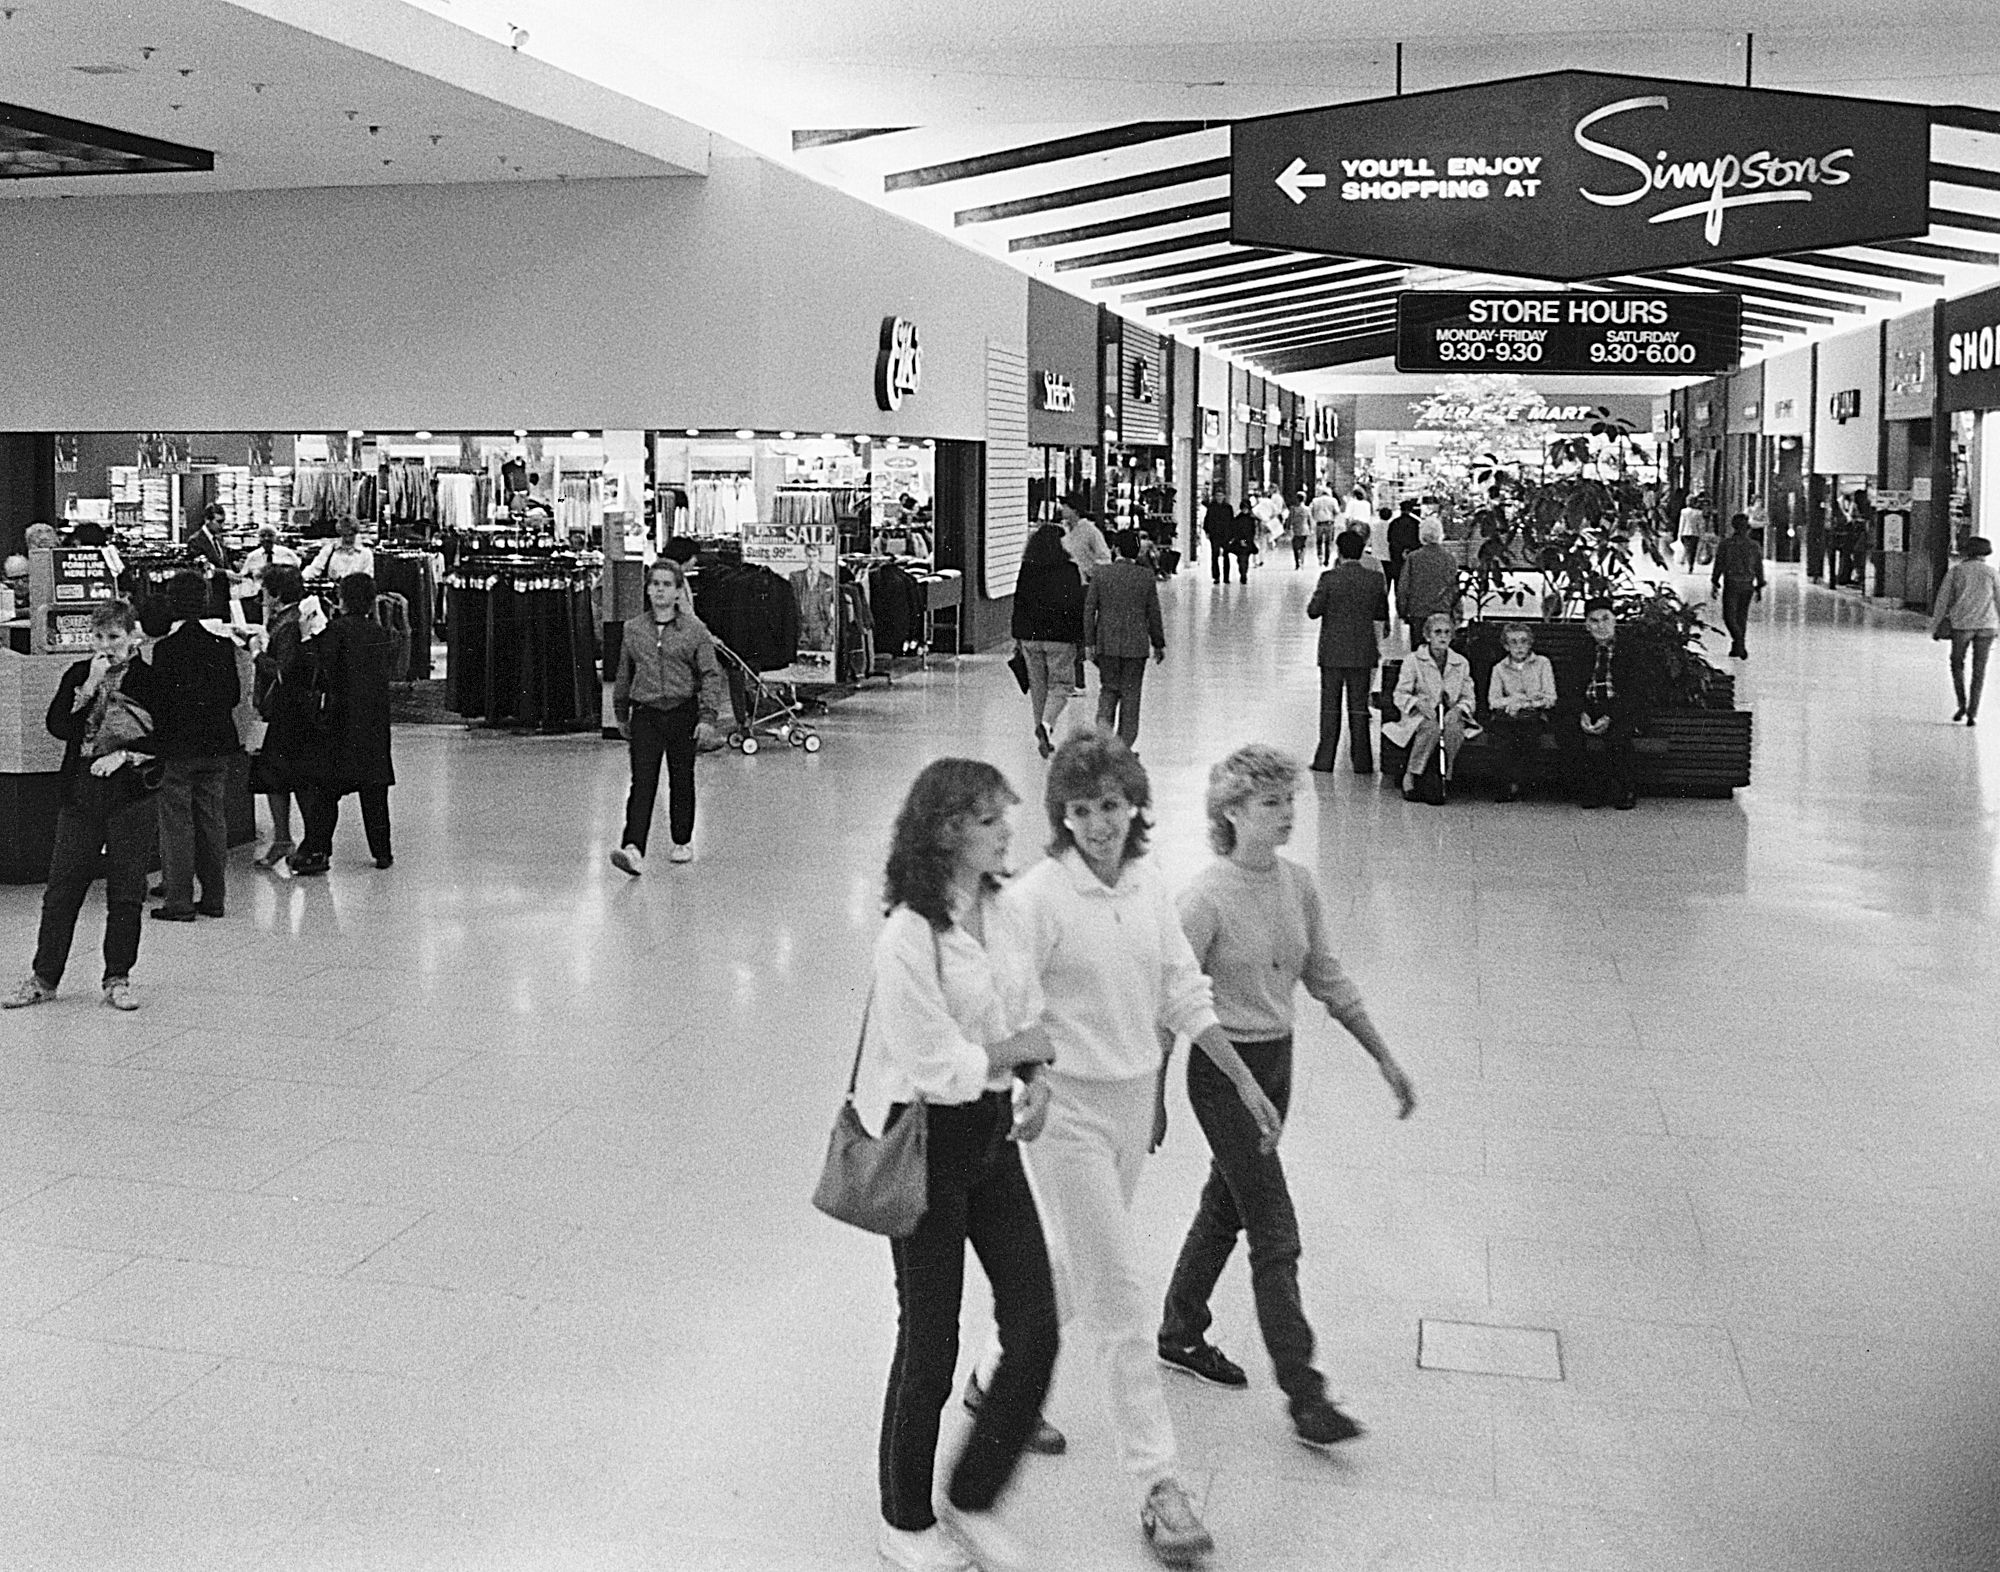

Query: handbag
[1007,643,1032,695]
[812,985,930,1237]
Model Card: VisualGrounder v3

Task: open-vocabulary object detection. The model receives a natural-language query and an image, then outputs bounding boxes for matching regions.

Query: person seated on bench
[1391,612,1475,803]
[1566,598,1640,811]
[1485,623,1556,802]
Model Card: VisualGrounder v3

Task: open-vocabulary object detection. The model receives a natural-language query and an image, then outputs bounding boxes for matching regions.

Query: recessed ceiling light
[512,428,526,438]
[820,433,838,441]
[346,429,363,438]
[778,431,797,440]
[684,428,700,437]
[415,430,433,440]
[734,429,755,440]
[72,64,137,76]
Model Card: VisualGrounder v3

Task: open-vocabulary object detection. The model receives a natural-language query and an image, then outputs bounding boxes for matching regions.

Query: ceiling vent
[73,64,137,75]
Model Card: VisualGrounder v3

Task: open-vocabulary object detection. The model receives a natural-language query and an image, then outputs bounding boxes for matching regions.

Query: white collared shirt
[854,899,1043,1134]
[1002,850,1220,1082]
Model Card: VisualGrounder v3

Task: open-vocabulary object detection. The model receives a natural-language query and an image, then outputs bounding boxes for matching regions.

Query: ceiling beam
[1207,297,1402,343]
[1166,276,1406,332]
[1089,248,1290,288]
[1931,208,2000,236]
[1872,237,2000,266]
[1931,161,2000,195]
[1217,312,1400,355]
[1254,334,1400,373]
[1663,261,1899,302]
[1007,197,1230,253]
[885,122,1219,192]
[1233,322,1399,359]
[791,128,914,150]
[955,159,1228,226]
[1935,105,2000,136]
[1050,229,1231,271]
[1738,302,1838,326]
[1642,271,1867,314]
[1772,251,1944,287]
[1127,256,1378,307]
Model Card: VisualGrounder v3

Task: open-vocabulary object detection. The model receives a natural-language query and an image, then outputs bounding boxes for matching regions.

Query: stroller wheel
[802,733,822,753]
[789,729,807,748]
[727,730,745,750]
[740,735,760,755]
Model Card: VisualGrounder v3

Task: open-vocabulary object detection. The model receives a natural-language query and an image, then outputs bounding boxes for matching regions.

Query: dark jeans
[299,783,391,862]
[1720,579,1756,655]
[622,702,698,853]
[1951,630,1997,719]
[1209,541,1235,583]
[1312,665,1374,773]
[1160,1036,1324,1412]
[1487,711,1549,787]
[881,1093,1058,1530]
[33,776,155,988]
[1095,656,1149,748]
[1571,712,1635,805]
[157,755,231,913]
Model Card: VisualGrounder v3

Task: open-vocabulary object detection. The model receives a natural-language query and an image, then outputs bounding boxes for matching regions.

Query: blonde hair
[1204,744,1299,855]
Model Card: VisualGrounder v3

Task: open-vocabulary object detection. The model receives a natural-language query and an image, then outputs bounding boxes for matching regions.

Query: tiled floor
[1,560,1996,1570]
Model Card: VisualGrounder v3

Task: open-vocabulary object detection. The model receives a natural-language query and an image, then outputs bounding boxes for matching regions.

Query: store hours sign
[1396,291,1740,374]
[1231,71,1931,282]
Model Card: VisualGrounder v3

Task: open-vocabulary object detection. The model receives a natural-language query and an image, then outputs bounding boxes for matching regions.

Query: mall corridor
[0,566,1993,1571]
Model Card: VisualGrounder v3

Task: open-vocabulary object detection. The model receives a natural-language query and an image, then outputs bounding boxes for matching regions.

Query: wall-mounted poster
[743,520,838,666]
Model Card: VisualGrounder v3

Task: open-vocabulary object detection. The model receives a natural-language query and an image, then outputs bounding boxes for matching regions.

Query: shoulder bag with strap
[811,930,941,1237]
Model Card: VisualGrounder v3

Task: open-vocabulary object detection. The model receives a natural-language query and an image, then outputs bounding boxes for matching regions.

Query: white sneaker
[3,975,55,1009]
[1141,1478,1214,1566]
[937,1500,1025,1572]
[610,845,644,877]
[668,843,694,864]
[878,1522,975,1572]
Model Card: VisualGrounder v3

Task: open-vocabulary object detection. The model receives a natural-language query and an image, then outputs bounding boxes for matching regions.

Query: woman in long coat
[282,572,395,874]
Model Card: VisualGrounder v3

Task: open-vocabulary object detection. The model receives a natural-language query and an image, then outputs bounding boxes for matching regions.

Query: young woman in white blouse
[1002,731,1282,1568]
[860,759,1060,1572]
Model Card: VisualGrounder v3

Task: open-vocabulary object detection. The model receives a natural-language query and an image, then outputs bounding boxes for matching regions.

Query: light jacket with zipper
[613,611,723,727]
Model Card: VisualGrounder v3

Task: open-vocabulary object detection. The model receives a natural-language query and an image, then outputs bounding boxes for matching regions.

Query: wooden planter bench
[1374,620,1751,799]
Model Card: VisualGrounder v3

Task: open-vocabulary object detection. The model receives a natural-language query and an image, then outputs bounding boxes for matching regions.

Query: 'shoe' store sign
[1231,70,1930,281]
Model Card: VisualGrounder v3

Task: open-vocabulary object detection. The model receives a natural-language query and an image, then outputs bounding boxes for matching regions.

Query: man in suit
[1305,532,1388,774]
[1202,491,1237,583]
[1083,530,1166,749]
[1564,597,1642,810]
[148,572,242,919]
[1384,500,1423,618]
[789,541,836,655]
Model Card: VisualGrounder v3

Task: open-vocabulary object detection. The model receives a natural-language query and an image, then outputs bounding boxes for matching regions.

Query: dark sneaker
[1292,1399,1364,1447]
[149,906,198,922]
[961,1369,1066,1455]
[1157,1341,1247,1389]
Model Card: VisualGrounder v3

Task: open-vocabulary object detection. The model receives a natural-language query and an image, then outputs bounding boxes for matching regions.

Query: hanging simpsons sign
[1230,71,1930,281]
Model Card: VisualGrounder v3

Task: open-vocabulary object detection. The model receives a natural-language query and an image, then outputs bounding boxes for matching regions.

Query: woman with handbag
[1010,524,1085,758]
[248,563,308,868]
[5,599,163,1013]
[861,758,1061,1572]
[1001,730,1282,1568]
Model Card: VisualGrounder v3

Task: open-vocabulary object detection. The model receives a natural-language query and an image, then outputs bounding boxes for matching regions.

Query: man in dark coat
[1563,598,1645,810]
[148,572,242,920]
[286,572,395,873]
[1384,500,1423,620]
[1083,530,1166,749]
[1201,492,1237,584]
[1304,532,1388,774]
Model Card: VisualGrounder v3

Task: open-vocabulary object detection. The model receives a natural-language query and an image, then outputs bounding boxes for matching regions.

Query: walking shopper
[1084,532,1166,751]
[1384,500,1421,620]
[1003,732,1282,1568]
[1202,494,1237,584]
[864,759,1060,1572]
[249,563,308,867]
[1285,494,1311,569]
[611,559,724,874]
[1711,513,1766,660]
[5,599,163,1013]
[1059,497,1112,585]
[1305,532,1387,775]
[286,573,397,874]
[149,571,241,920]
[1485,622,1557,801]
[1931,536,2000,725]
[1160,745,1415,1445]
[1395,521,1459,653]
[1229,498,1259,583]
[1678,496,1706,573]
[1011,523,1086,758]
[1309,489,1339,566]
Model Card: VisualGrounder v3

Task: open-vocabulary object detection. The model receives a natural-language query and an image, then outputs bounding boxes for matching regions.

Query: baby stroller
[713,637,822,755]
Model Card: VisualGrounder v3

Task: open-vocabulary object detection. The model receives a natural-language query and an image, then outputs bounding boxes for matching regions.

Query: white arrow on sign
[1276,156,1327,205]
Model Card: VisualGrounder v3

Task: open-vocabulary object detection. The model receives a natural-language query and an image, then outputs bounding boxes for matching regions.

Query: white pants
[1023,1070,1180,1502]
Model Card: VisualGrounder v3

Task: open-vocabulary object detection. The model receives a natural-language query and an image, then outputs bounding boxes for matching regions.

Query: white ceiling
[0,0,707,199]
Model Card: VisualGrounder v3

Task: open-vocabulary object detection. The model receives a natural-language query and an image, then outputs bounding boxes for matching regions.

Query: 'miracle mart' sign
[1231,70,1931,282]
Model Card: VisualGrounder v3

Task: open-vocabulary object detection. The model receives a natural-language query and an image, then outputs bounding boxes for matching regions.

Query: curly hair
[1044,728,1151,862]
[884,759,1019,932]
[88,597,139,635]
[1205,744,1299,855]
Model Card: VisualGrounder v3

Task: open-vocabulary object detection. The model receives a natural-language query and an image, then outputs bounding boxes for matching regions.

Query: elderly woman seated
[1391,611,1476,803]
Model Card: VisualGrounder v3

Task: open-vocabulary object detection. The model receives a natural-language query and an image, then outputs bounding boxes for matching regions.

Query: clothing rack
[446,551,600,729]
